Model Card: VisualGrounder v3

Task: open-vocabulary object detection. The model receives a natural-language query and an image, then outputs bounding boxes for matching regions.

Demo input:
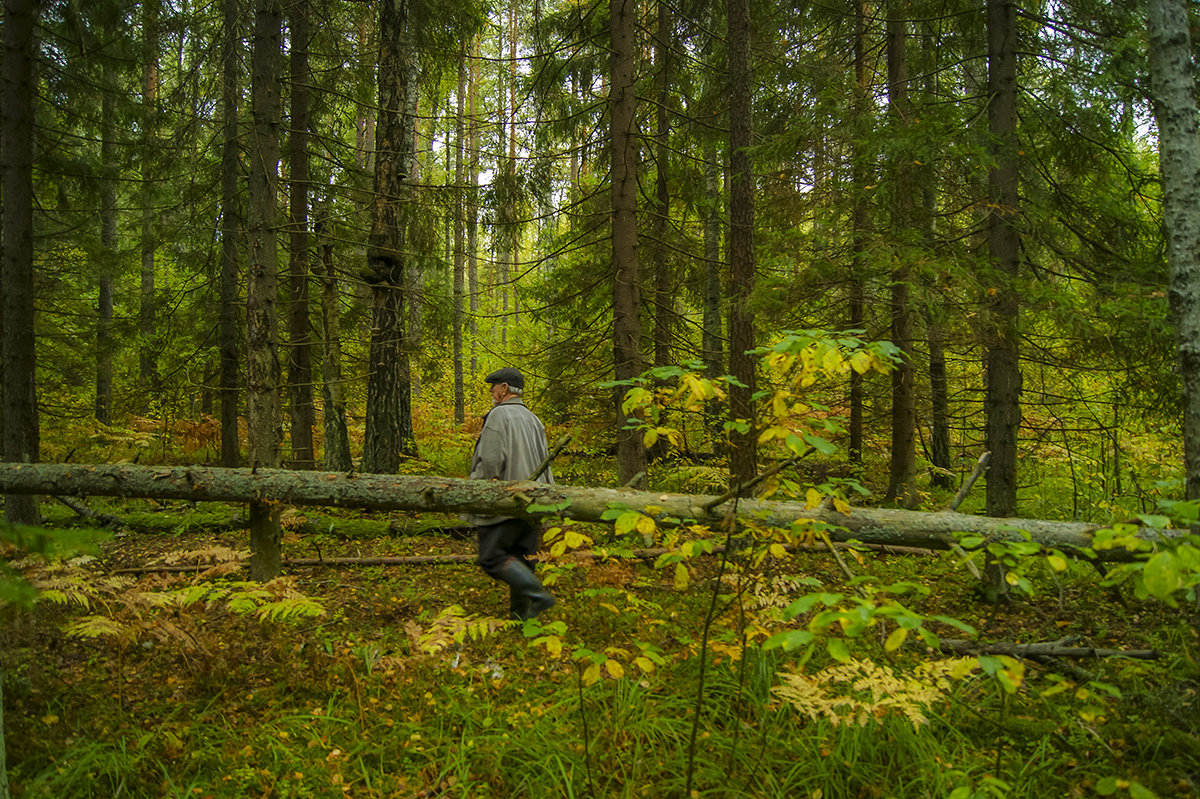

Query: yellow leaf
[674,562,690,590]
[805,488,822,509]
[42,714,59,725]
[634,656,655,673]
[636,515,656,536]
[884,626,908,652]
[821,348,845,374]
[544,635,563,657]
[583,662,602,686]
[769,543,787,559]
[643,428,659,448]
[849,351,873,374]
[772,392,789,418]
[605,659,625,679]
[833,497,851,514]
[1046,554,1068,572]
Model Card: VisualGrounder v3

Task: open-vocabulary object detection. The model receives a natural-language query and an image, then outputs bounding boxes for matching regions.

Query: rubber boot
[495,558,556,621]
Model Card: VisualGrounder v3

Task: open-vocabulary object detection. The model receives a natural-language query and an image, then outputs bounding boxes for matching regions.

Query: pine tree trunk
[984,0,1021,519]
[1,0,41,527]
[727,0,757,487]
[885,0,916,507]
[317,231,352,471]
[219,0,243,468]
[247,0,284,581]
[467,39,480,379]
[453,48,467,424]
[363,0,417,473]
[610,0,647,487]
[96,59,117,427]
[848,0,869,468]
[652,1,673,372]
[140,0,160,402]
[1148,0,1200,502]
[287,0,316,469]
[702,139,724,452]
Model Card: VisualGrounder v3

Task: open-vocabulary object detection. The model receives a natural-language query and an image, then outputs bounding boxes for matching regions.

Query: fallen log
[937,638,1158,660]
[0,462,1164,562]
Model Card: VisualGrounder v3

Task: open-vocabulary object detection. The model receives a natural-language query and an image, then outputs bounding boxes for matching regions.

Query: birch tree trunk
[1148,0,1200,501]
[247,0,284,580]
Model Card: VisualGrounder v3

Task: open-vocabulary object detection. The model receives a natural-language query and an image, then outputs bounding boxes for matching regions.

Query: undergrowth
[3,500,1197,799]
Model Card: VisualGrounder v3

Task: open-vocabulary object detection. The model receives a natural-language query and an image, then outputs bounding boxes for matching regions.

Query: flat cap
[484,367,524,390]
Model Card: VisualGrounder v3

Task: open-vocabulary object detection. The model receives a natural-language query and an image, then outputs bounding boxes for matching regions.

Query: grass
[4,500,1199,798]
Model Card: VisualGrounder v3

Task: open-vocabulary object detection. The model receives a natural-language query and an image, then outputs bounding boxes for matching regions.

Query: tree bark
[317,232,352,470]
[610,0,647,487]
[467,38,480,379]
[0,462,1166,562]
[984,0,1021,518]
[884,0,917,507]
[139,0,160,402]
[452,46,467,424]
[702,138,724,452]
[287,0,316,469]
[1148,0,1200,501]
[363,0,417,473]
[848,0,870,468]
[96,58,117,427]
[727,0,757,487]
[247,0,284,580]
[219,0,243,468]
[652,1,673,372]
[1,0,41,526]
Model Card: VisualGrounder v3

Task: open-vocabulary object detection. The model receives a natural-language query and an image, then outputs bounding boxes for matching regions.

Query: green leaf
[930,615,978,636]
[1143,550,1182,602]
[802,432,837,455]
[1095,777,1119,796]
[762,630,814,652]
[615,512,642,537]
[826,638,851,663]
[1128,781,1158,799]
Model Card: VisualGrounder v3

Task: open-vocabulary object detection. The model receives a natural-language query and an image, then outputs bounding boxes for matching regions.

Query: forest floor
[3,498,1199,798]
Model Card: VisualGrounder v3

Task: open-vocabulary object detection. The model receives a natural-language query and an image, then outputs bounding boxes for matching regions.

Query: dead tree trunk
[0,462,1165,562]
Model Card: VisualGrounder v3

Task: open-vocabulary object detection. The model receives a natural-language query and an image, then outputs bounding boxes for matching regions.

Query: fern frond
[64,615,133,641]
[255,595,326,622]
[772,657,977,730]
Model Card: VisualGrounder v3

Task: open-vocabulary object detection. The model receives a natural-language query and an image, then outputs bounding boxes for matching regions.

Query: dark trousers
[476,518,541,578]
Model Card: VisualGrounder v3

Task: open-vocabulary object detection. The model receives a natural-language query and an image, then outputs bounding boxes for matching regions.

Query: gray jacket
[467,397,553,526]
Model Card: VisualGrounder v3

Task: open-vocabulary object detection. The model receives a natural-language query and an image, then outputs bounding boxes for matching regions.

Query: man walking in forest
[467,367,556,620]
